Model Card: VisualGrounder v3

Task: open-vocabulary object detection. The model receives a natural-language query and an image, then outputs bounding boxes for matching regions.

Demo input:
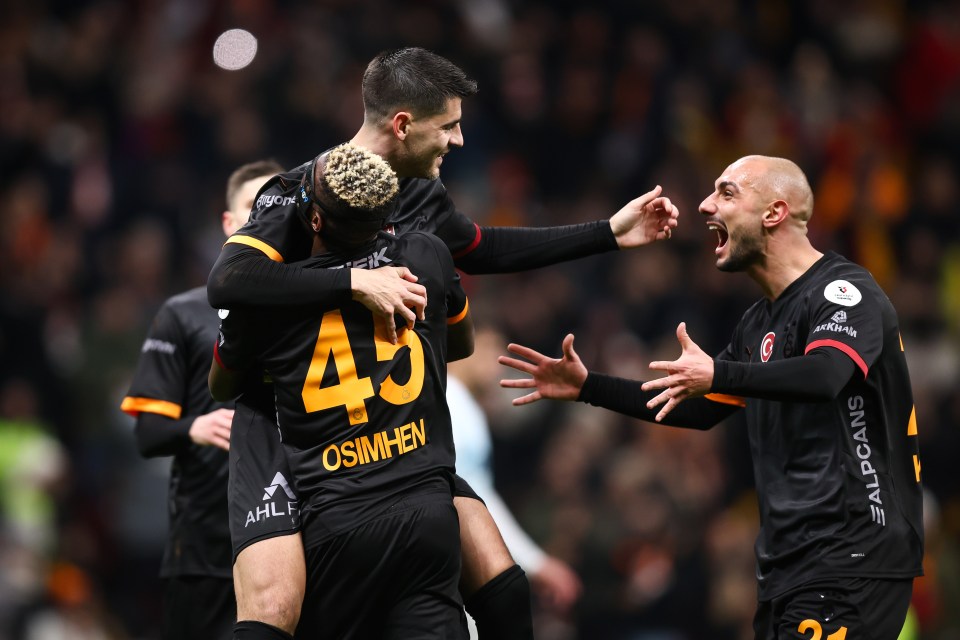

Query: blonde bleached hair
[319,143,399,215]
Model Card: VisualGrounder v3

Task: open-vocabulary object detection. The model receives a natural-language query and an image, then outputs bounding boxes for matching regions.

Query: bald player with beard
[499,155,924,640]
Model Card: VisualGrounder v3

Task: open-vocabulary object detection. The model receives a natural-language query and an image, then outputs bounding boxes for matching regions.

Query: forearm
[207,244,352,308]
[712,348,855,402]
[134,413,193,457]
[454,222,617,274]
[579,373,736,429]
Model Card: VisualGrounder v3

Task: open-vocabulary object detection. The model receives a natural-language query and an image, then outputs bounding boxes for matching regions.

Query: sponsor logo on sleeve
[255,193,297,209]
[142,338,176,355]
[813,311,858,338]
[824,280,862,307]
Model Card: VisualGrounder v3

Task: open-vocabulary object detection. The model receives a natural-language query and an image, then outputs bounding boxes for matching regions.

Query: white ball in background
[213,29,258,70]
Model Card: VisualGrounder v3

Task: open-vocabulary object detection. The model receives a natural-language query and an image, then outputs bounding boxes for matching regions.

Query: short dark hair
[225,159,284,210]
[362,47,478,122]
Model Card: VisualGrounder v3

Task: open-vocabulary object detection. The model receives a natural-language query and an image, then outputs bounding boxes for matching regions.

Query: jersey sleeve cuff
[120,397,183,419]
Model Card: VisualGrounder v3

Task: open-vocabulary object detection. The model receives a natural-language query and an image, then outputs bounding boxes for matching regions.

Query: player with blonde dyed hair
[210,46,678,640]
[210,142,475,639]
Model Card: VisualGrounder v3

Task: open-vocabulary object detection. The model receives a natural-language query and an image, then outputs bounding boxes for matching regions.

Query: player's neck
[750,240,823,301]
[350,126,396,169]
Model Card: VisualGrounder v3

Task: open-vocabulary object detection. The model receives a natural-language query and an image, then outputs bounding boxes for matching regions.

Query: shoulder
[398,231,453,266]
[396,178,451,217]
[811,253,887,304]
[163,286,213,316]
[399,177,447,199]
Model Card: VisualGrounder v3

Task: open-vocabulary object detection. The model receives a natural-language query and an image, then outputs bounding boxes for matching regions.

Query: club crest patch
[824,280,862,307]
[760,332,775,362]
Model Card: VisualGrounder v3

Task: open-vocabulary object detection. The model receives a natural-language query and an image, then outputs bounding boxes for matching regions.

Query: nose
[449,124,464,148]
[699,195,715,216]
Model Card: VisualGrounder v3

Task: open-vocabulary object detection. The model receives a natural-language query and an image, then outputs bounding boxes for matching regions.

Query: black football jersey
[717,252,923,599]
[215,231,469,549]
[121,286,232,578]
[223,155,478,266]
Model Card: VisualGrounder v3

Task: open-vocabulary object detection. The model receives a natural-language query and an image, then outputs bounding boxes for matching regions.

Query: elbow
[447,335,475,363]
[206,275,229,309]
[133,424,161,458]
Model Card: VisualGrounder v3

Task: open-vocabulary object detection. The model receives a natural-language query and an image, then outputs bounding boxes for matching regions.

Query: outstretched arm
[452,186,679,274]
[643,322,856,420]
[498,334,735,429]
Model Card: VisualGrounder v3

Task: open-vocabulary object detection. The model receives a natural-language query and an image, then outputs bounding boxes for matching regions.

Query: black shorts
[228,399,300,560]
[754,577,914,640]
[229,399,482,559]
[161,576,235,640]
[296,492,468,640]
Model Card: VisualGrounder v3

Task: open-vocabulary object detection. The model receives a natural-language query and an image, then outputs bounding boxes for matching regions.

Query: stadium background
[1,0,959,638]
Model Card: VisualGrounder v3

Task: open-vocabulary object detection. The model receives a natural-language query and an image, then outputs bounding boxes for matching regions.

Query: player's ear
[221,211,235,237]
[392,111,413,140]
[763,200,790,228]
[310,210,323,233]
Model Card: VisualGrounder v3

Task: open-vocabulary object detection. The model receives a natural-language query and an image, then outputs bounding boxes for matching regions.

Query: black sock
[463,564,533,640]
[233,620,294,640]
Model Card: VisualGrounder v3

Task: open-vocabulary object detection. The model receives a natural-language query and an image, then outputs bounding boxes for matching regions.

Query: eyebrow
[717,180,740,193]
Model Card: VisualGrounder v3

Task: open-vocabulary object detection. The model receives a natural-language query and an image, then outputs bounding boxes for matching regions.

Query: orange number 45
[301,310,425,425]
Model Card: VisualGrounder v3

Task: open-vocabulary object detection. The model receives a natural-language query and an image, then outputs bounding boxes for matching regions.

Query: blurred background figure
[449,328,583,638]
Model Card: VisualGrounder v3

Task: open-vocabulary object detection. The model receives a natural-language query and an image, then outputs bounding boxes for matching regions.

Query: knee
[236,577,303,633]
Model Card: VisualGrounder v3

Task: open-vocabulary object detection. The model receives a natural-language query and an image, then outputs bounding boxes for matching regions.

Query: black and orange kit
[120,286,234,639]
[221,158,584,556]
[579,252,923,640]
[215,230,470,639]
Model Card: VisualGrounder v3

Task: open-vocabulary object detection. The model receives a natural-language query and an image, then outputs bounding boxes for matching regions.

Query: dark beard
[717,231,763,272]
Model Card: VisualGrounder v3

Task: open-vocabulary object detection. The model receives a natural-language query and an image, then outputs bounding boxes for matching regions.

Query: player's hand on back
[351,266,427,344]
[189,408,234,451]
[610,185,680,248]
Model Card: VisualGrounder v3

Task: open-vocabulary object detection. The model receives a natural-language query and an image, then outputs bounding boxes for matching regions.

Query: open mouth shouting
[707,219,729,255]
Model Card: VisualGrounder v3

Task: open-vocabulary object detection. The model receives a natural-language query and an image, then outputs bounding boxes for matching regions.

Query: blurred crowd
[1,0,959,638]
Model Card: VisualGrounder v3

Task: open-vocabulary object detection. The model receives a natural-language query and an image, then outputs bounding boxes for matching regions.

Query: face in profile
[398,97,465,180]
[699,160,767,272]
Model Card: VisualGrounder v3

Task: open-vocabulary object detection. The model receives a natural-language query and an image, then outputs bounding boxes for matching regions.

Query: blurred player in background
[121,160,283,640]
[500,156,923,640]
[447,327,582,637]
[207,47,677,640]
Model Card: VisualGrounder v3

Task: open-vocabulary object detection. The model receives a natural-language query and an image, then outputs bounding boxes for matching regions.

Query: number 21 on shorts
[799,619,847,640]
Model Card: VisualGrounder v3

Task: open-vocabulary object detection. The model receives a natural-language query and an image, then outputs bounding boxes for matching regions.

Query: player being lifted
[211,143,475,639]
[207,47,678,640]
